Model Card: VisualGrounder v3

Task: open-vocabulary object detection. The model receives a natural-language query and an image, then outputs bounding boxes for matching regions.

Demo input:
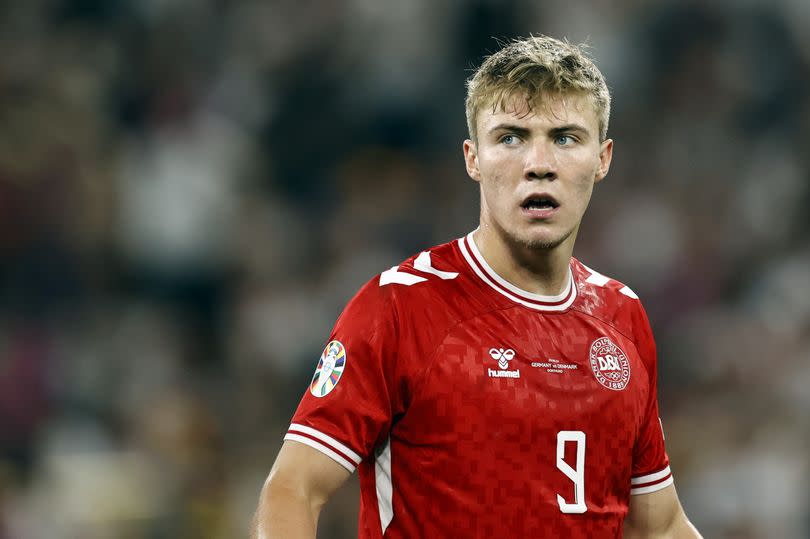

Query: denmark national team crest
[589,337,631,391]
[310,340,347,398]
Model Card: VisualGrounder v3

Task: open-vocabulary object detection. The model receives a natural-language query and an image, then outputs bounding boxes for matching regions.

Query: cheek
[569,176,594,205]
[575,176,594,195]
[480,150,521,185]
[482,170,514,209]
[561,154,600,191]
[479,175,502,210]
[569,181,595,218]
[478,157,507,193]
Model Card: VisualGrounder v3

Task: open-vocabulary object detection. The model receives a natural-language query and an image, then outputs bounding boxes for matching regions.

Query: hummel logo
[488,348,520,379]
[489,348,515,369]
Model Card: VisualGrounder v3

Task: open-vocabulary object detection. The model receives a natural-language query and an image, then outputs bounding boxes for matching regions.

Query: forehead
[479,92,599,133]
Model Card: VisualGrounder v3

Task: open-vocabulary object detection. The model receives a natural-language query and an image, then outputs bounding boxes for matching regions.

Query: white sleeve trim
[284,434,357,472]
[630,475,674,495]
[288,423,362,463]
[284,423,363,473]
[631,465,671,485]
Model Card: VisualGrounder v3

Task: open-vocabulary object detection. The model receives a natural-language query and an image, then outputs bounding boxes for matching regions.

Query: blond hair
[465,35,611,142]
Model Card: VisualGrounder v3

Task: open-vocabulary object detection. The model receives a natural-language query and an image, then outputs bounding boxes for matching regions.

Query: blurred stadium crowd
[1,0,809,537]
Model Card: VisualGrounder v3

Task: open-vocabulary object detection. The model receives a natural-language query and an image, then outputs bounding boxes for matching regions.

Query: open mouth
[521,195,559,210]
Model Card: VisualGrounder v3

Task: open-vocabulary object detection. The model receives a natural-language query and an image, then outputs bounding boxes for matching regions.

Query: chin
[512,226,573,251]
[520,236,566,250]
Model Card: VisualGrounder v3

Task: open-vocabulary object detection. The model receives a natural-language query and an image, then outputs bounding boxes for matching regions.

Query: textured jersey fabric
[285,232,671,538]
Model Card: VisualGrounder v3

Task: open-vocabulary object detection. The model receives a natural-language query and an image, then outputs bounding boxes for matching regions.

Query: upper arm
[263,440,352,507]
[624,484,702,538]
[253,441,352,539]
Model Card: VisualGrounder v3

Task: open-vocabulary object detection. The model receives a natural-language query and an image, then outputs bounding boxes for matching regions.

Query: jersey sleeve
[284,280,403,473]
[629,301,673,495]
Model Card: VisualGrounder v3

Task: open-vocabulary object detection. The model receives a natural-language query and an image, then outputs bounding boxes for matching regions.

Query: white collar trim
[457,231,577,312]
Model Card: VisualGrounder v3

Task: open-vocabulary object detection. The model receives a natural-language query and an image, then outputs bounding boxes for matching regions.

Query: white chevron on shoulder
[379,251,458,287]
[413,251,459,280]
[581,263,638,299]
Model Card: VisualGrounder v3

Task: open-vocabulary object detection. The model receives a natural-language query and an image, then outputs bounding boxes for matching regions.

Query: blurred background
[1,0,809,537]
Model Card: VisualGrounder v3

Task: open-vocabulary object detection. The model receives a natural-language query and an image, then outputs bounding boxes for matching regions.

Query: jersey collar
[457,231,577,312]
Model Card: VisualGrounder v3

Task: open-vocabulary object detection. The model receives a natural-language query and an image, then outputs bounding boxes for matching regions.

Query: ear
[594,138,613,184]
[463,139,481,182]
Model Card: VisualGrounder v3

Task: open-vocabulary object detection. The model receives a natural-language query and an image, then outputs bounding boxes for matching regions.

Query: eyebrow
[487,123,530,136]
[549,124,590,137]
[487,123,591,138]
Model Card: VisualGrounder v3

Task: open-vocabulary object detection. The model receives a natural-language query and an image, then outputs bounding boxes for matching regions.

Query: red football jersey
[285,232,672,538]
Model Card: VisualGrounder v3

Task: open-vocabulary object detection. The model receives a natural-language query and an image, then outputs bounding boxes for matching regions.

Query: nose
[524,140,557,181]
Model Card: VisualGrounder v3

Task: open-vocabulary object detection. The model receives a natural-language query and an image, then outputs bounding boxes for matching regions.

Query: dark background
[0,0,808,537]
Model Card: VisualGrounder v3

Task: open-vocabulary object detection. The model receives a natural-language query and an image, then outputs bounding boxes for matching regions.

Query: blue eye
[555,135,574,146]
[501,134,519,145]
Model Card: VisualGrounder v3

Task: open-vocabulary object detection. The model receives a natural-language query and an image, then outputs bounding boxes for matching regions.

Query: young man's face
[463,93,613,252]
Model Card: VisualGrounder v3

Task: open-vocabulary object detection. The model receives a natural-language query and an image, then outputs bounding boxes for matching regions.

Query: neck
[472,224,575,296]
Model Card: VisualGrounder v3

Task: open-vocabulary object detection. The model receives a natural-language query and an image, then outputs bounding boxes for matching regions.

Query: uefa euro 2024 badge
[310,340,347,397]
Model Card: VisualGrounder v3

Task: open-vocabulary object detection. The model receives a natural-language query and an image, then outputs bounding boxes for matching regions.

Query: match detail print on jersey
[310,340,347,397]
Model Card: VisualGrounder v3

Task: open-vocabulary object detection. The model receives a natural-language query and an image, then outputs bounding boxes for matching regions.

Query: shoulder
[571,258,652,344]
[379,240,463,293]
[339,239,471,337]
